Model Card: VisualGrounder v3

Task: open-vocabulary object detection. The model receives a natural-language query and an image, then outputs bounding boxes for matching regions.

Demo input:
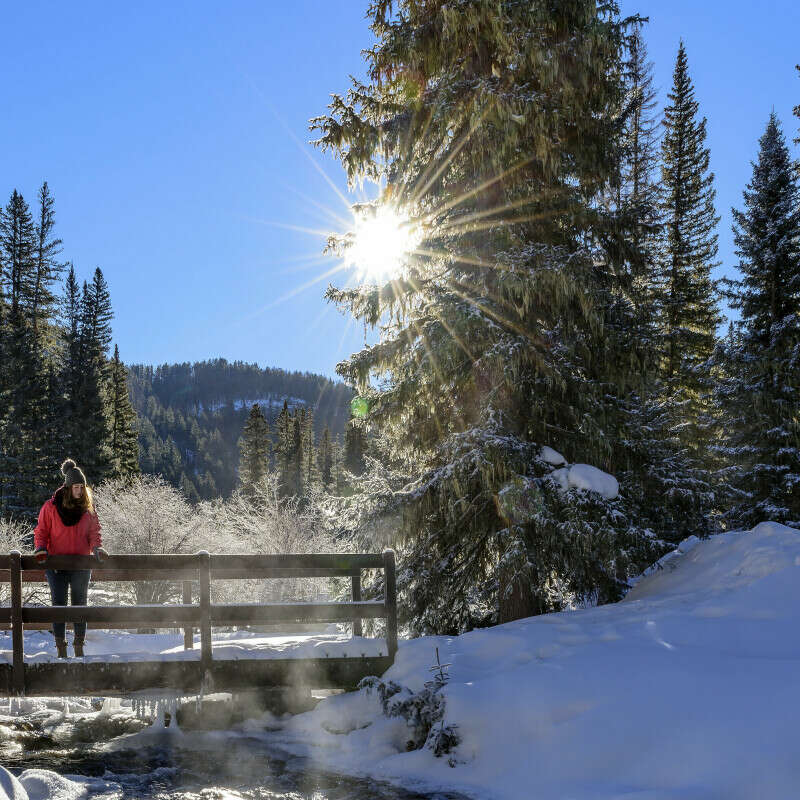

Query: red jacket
[34,492,102,556]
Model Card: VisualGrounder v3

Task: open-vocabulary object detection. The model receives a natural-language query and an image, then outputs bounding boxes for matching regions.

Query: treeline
[0,184,138,521]
[315,4,800,634]
[239,401,367,500]
[127,360,355,501]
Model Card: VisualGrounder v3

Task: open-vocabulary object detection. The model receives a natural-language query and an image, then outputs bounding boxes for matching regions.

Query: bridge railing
[0,550,398,696]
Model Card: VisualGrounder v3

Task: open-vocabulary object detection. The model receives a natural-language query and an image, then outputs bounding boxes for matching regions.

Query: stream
[0,699,469,800]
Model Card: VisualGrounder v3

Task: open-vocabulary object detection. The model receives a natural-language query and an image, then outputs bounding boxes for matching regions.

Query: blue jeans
[45,569,91,640]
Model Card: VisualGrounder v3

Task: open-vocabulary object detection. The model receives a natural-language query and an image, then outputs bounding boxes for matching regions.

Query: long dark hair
[62,484,95,515]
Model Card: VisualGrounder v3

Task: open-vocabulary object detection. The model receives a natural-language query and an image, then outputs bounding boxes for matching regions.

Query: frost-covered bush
[0,518,47,605]
[217,473,340,603]
[94,472,347,609]
[94,475,220,605]
[359,673,459,761]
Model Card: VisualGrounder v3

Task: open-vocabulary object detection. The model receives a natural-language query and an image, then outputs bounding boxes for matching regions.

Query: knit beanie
[61,458,87,487]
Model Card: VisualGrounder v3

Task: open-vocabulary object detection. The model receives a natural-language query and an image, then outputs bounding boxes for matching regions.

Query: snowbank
[0,768,86,800]
[264,523,800,799]
[0,628,386,664]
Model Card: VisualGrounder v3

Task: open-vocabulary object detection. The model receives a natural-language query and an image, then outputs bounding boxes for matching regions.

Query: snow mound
[0,767,27,800]
[549,463,619,499]
[17,771,85,800]
[265,523,800,800]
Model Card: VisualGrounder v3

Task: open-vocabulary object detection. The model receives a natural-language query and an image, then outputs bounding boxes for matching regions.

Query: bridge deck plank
[0,656,391,696]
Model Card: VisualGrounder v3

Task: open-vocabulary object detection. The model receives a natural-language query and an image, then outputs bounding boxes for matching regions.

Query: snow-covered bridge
[0,551,397,696]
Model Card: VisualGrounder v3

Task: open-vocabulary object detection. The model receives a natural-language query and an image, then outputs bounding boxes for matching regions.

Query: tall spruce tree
[715,114,800,527]
[31,182,64,340]
[108,345,140,479]
[613,32,715,541]
[0,191,50,517]
[74,269,114,480]
[658,42,721,395]
[238,403,271,495]
[314,1,663,632]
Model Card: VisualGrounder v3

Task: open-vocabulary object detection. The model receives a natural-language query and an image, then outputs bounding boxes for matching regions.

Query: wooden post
[198,551,212,669]
[382,549,398,660]
[10,550,24,695]
[351,573,363,638]
[182,580,193,650]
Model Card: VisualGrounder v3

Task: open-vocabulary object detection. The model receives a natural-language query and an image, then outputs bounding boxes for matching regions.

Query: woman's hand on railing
[33,548,48,564]
[93,547,109,563]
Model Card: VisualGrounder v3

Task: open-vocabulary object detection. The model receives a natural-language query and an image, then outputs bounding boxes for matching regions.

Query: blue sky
[1,1,798,378]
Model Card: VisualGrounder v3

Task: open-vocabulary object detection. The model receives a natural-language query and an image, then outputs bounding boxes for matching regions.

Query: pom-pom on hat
[60,459,87,487]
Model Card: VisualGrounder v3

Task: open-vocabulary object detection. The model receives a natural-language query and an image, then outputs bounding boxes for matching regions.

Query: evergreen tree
[318,426,334,490]
[0,191,49,517]
[613,33,715,541]
[0,191,36,315]
[343,420,366,476]
[302,408,318,492]
[658,42,721,394]
[31,182,63,339]
[314,0,663,631]
[715,114,800,527]
[108,345,140,479]
[274,400,293,496]
[238,403,271,495]
[74,269,113,480]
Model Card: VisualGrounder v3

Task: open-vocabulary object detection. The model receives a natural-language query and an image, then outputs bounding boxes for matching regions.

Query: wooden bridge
[0,550,397,697]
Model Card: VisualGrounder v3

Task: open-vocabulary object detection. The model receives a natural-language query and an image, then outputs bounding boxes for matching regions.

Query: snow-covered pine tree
[658,42,721,449]
[714,113,800,528]
[238,403,271,496]
[314,0,665,632]
[108,344,140,479]
[613,31,715,541]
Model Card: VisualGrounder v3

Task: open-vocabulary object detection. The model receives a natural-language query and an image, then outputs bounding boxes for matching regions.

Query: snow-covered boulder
[539,446,566,466]
[548,463,619,499]
[0,767,27,800]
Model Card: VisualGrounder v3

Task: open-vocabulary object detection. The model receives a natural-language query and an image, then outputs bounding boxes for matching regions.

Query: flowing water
[0,699,468,800]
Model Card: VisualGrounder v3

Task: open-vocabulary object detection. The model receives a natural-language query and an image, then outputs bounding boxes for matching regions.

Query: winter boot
[73,638,85,658]
[55,638,68,659]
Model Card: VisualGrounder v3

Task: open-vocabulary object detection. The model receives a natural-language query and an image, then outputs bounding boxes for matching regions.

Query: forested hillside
[127,359,354,500]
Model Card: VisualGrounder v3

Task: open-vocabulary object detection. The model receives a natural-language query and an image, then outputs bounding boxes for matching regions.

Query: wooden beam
[22,605,200,625]
[383,549,398,660]
[0,567,363,582]
[182,581,193,650]
[0,553,381,574]
[9,551,24,696]
[2,655,393,697]
[198,551,212,669]
[210,601,386,624]
[352,574,363,637]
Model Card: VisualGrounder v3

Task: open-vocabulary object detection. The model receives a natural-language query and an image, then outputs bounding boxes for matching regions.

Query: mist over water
[0,700,466,800]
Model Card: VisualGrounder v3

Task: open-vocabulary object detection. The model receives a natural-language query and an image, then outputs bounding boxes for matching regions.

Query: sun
[345,205,421,281]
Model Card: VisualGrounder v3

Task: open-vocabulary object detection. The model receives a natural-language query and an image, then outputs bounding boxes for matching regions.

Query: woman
[33,459,108,658]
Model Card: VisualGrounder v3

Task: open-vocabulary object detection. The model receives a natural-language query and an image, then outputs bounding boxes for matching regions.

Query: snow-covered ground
[1,522,799,799]
[263,522,800,799]
[0,627,387,664]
